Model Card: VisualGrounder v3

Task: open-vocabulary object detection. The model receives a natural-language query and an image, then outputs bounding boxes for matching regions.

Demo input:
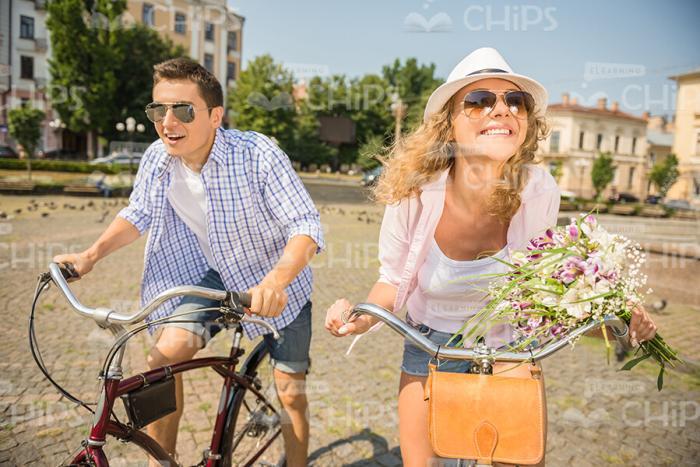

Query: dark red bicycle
[30,262,287,466]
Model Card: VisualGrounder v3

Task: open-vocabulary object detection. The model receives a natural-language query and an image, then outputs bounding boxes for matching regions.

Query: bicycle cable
[29,275,95,414]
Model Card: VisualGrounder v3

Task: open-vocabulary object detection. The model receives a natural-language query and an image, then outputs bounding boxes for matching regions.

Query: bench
[0,180,36,193]
[63,185,103,195]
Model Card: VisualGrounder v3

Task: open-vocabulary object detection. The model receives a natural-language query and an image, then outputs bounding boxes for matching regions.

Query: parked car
[361,165,383,187]
[90,152,143,166]
[608,192,639,203]
[0,145,19,158]
[644,195,662,205]
[560,190,577,201]
[663,199,699,211]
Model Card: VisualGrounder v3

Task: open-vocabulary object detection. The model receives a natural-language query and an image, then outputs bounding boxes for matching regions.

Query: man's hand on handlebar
[52,252,95,281]
[247,279,288,318]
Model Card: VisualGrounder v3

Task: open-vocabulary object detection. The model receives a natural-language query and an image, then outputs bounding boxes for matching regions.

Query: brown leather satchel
[424,361,547,465]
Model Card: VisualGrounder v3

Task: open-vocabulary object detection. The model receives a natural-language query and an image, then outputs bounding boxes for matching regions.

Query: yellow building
[539,94,648,200]
[125,0,244,107]
[667,69,700,205]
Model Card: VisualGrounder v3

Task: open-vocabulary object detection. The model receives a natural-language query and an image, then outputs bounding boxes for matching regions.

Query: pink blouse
[348,164,561,353]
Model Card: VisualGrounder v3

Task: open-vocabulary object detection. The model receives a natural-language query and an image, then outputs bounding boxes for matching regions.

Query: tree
[549,159,563,182]
[382,58,442,131]
[46,1,184,157]
[649,154,680,198]
[357,134,388,170]
[8,106,46,180]
[591,152,616,200]
[47,0,125,158]
[228,55,297,150]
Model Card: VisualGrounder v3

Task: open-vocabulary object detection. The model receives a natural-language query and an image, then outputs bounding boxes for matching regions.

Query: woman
[325,47,658,466]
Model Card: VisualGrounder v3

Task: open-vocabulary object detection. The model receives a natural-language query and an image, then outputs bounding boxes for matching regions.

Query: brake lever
[241,316,280,340]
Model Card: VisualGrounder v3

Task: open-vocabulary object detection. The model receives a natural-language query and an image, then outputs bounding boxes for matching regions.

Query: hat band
[467,68,508,76]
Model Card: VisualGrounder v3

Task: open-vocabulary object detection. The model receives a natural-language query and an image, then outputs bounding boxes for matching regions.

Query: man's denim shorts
[162,268,312,374]
[401,313,475,377]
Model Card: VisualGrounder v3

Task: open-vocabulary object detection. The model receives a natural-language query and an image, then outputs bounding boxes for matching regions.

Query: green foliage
[591,152,616,200]
[382,58,442,131]
[549,159,563,182]
[8,106,46,180]
[648,154,680,198]
[46,0,184,147]
[227,55,297,149]
[0,158,131,174]
[357,134,388,170]
[8,107,45,156]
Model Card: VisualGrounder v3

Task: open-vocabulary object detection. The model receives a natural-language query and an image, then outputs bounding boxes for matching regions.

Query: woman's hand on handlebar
[325,298,373,337]
[52,252,95,281]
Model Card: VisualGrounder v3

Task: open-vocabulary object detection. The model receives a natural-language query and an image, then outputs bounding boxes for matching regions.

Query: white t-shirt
[167,158,218,271]
[407,237,510,334]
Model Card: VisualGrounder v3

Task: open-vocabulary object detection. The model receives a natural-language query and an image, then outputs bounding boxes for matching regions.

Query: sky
[228,0,700,118]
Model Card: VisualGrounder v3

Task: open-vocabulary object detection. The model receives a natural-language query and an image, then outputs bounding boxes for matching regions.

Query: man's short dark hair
[153,58,224,108]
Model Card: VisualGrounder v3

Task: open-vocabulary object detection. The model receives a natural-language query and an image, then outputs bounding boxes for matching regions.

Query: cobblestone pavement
[0,191,698,466]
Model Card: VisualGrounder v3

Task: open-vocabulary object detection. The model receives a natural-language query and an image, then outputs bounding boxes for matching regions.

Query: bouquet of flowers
[452,213,682,390]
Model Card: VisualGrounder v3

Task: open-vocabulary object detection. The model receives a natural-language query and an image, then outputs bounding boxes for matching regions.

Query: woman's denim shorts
[401,313,475,377]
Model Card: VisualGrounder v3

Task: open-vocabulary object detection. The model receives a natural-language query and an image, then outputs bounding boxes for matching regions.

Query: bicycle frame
[70,326,281,467]
[41,263,284,467]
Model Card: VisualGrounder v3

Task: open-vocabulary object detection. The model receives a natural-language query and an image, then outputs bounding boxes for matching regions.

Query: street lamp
[573,158,588,199]
[115,116,145,171]
[390,91,407,143]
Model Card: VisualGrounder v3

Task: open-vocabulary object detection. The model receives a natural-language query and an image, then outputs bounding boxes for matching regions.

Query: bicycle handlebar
[348,302,630,364]
[47,262,279,338]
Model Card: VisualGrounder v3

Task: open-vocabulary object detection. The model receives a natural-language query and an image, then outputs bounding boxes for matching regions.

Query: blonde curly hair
[373,95,549,223]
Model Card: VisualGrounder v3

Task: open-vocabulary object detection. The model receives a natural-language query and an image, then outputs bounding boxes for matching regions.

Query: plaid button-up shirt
[118,128,325,338]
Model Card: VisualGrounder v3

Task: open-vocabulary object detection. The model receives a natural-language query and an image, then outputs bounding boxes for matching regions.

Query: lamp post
[573,158,588,199]
[115,117,145,172]
[390,91,407,144]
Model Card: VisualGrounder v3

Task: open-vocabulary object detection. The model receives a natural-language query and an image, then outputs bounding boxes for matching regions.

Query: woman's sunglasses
[462,90,534,120]
[144,102,212,123]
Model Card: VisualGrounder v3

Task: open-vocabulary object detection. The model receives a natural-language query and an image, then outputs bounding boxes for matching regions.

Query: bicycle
[344,302,633,466]
[30,262,288,467]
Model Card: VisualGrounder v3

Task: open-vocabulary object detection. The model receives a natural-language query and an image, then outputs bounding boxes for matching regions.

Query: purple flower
[568,224,579,240]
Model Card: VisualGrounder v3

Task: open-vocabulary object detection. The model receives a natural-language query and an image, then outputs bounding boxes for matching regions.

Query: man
[54,58,323,466]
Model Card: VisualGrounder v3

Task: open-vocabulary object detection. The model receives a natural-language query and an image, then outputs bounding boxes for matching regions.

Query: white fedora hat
[423,47,548,122]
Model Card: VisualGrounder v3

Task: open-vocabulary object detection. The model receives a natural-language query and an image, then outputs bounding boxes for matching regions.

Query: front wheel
[219,340,287,466]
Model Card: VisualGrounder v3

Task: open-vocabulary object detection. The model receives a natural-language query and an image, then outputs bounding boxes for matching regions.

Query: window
[142,3,155,26]
[20,16,35,39]
[174,12,186,34]
[614,135,620,153]
[578,131,585,149]
[550,131,560,153]
[596,133,603,150]
[203,54,214,72]
[627,167,635,189]
[227,61,236,81]
[631,137,637,155]
[227,31,238,52]
[20,56,34,79]
[205,22,215,41]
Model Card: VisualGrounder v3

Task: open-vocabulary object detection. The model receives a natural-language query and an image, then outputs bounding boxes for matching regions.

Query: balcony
[34,38,48,52]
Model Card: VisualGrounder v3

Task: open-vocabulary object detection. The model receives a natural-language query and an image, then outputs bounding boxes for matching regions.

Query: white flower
[561,286,592,319]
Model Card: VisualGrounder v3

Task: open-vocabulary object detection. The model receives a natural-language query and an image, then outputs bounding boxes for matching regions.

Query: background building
[125,0,243,109]
[539,93,648,200]
[0,0,61,153]
[667,69,700,205]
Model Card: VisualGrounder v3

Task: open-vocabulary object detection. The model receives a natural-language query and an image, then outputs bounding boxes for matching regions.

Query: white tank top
[406,237,510,334]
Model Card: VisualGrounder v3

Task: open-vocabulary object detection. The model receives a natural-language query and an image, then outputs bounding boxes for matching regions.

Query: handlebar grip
[238,292,252,308]
[58,262,80,280]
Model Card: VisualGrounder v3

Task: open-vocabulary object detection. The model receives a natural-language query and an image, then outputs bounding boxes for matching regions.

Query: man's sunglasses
[462,90,534,120]
[144,102,212,123]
